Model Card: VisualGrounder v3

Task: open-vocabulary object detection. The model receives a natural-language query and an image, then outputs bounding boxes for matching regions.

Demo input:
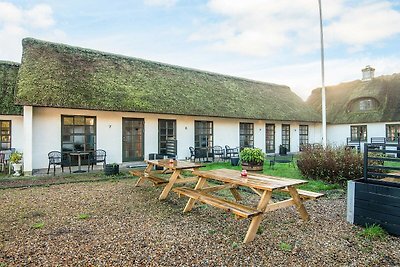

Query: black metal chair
[0,153,5,172]
[225,145,239,160]
[47,151,71,175]
[212,146,224,161]
[89,149,107,170]
[189,147,196,162]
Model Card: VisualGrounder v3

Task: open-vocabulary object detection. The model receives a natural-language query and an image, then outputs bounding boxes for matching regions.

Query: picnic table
[131,159,204,200]
[173,169,323,243]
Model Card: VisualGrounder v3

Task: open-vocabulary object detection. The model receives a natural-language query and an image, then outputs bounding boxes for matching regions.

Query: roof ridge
[22,37,288,89]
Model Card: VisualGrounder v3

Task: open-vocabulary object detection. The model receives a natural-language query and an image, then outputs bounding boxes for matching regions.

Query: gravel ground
[0,178,399,266]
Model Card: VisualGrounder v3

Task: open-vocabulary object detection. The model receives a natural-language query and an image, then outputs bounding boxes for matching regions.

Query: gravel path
[0,179,399,266]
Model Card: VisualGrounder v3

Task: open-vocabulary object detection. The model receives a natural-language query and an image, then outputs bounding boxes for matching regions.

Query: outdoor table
[69,152,89,173]
[134,159,205,200]
[174,168,322,243]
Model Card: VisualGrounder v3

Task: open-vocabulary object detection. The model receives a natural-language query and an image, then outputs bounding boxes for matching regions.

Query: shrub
[297,146,363,185]
[240,147,265,164]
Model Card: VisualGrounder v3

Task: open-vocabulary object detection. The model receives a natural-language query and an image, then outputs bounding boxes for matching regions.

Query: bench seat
[173,187,262,218]
[129,170,168,186]
[278,188,324,200]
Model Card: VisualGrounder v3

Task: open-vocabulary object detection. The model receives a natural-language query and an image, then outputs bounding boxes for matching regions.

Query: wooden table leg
[243,190,272,244]
[159,169,181,200]
[229,187,242,201]
[135,163,154,187]
[287,186,310,221]
[183,177,208,212]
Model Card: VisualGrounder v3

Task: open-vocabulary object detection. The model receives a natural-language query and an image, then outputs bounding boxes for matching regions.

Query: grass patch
[279,242,292,252]
[78,214,90,220]
[358,224,387,241]
[32,222,45,229]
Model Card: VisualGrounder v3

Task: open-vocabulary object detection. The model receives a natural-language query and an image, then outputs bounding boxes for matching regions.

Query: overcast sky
[1,0,400,100]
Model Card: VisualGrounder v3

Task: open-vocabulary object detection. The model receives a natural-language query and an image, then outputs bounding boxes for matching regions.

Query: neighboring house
[307,66,400,149]
[3,38,322,174]
[0,61,24,152]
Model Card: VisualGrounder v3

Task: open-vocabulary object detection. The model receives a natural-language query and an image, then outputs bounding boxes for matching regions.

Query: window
[350,125,367,141]
[62,116,96,154]
[386,124,400,142]
[265,124,275,153]
[240,123,254,149]
[0,120,11,150]
[349,97,379,112]
[194,121,213,152]
[299,125,309,148]
[282,124,290,151]
[159,119,176,155]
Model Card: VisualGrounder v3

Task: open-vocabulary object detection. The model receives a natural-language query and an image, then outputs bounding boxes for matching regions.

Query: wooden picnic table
[173,168,323,243]
[132,159,205,200]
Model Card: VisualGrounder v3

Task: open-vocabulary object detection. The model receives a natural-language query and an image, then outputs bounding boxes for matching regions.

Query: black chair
[89,149,107,170]
[225,145,239,160]
[47,151,71,175]
[0,153,5,172]
[189,147,196,162]
[212,146,224,161]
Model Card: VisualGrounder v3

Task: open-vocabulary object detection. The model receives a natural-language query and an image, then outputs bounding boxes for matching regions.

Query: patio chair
[0,153,5,172]
[212,146,224,161]
[47,151,71,175]
[189,147,196,162]
[89,149,107,170]
[225,145,239,159]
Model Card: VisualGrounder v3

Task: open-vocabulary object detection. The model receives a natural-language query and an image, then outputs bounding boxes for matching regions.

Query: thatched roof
[307,73,400,124]
[0,61,22,115]
[16,38,319,122]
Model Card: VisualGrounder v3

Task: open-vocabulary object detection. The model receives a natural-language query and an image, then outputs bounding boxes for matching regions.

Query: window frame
[158,119,177,155]
[282,124,290,152]
[194,121,213,153]
[350,125,367,142]
[386,124,400,142]
[61,115,97,165]
[265,123,275,153]
[299,125,309,148]
[239,122,254,149]
[0,120,12,150]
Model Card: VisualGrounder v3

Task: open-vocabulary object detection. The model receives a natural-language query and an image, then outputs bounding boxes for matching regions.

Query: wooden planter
[241,161,264,171]
[104,164,119,176]
[347,179,400,236]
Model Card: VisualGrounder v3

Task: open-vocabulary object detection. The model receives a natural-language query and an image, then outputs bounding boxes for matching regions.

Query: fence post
[363,143,368,181]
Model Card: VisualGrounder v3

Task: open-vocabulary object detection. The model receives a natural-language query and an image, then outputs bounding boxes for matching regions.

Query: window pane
[63,117,74,125]
[75,116,85,125]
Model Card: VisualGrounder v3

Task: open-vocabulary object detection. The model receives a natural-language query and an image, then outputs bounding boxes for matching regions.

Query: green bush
[240,147,265,164]
[297,146,363,185]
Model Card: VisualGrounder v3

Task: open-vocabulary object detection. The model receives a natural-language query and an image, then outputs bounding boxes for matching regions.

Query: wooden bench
[278,188,324,200]
[173,187,262,218]
[129,170,168,186]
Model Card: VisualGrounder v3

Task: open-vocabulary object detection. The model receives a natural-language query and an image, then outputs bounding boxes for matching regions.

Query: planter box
[104,164,119,176]
[347,179,400,235]
[241,162,263,171]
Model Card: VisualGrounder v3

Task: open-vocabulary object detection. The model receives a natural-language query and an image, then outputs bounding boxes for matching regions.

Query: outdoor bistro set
[130,159,323,243]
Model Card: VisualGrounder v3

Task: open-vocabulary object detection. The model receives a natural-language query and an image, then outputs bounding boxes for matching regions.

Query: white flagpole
[318,0,327,148]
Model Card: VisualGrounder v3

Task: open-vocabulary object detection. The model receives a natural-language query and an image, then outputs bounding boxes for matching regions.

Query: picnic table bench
[131,159,204,200]
[173,169,323,243]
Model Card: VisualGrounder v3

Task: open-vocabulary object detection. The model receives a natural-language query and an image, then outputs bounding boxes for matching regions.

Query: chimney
[362,65,375,81]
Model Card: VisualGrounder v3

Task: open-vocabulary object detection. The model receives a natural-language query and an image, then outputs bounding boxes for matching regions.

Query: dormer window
[349,97,379,112]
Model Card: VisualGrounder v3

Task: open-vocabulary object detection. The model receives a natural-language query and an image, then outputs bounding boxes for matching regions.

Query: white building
[307,66,400,150]
[1,38,322,175]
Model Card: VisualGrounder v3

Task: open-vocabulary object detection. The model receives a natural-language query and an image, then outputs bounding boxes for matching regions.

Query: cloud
[144,0,177,8]
[0,2,62,62]
[190,0,400,57]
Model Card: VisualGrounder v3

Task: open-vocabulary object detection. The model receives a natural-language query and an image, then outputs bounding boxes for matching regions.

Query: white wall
[327,122,392,147]
[0,115,24,152]
[23,107,320,171]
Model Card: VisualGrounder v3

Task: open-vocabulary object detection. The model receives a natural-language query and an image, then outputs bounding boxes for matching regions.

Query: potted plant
[104,163,119,176]
[240,147,265,171]
[10,151,23,176]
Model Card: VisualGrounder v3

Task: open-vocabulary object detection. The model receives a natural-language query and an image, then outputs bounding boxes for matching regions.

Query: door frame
[122,117,145,162]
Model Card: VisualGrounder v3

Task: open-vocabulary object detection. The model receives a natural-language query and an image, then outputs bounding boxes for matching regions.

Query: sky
[1,0,400,100]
